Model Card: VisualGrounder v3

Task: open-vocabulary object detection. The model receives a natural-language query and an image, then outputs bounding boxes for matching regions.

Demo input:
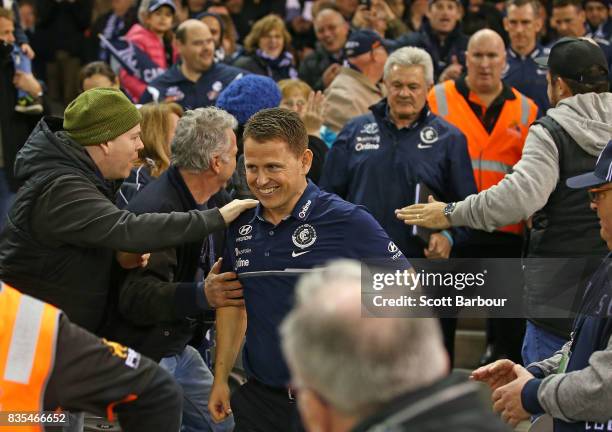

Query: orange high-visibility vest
[428,80,538,235]
[0,283,60,432]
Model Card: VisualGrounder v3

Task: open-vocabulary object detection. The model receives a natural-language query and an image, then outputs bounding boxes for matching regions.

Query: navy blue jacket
[394,22,468,81]
[522,253,612,432]
[222,181,410,387]
[586,18,612,41]
[116,165,230,361]
[140,62,247,109]
[503,45,550,115]
[320,99,477,258]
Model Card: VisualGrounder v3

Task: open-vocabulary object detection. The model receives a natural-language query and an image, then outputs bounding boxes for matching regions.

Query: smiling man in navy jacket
[208,108,410,432]
[472,140,612,431]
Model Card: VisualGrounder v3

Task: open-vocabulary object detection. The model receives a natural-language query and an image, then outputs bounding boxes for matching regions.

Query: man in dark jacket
[118,107,241,432]
[280,260,511,432]
[0,87,256,337]
[394,0,468,82]
[298,7,349,91]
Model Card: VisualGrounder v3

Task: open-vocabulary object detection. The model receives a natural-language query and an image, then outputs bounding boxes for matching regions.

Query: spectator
[17,0,45,79]
[88,0,138,63]
[2,0,33,57]
[0,6,43,229]
[185,0,207,17]
[208,107,409,432]
[117,101,184,208]
[472,140,612,430]
[278,78,328,184]
[79,60,121,92]
[425,29,538,364]
[502,0,550,113]
[140,19,246,109]
[299,7,349,91]
[322,29,388,134]
[215,74,282,198]
[398,37,612,365]
[402,0,430,32]
[118,107,240,432]
[0,282,183,432]
[198,11,226,62]
[320,47,475,259]
[335,0,360,21]
[584,0,611,40]
[0,87,256,336]
[216,11,243,63]
[395,0,468,82]
[233,15,298,81]
[120,0,178,102]
[37,0,93,107]
[280,260,511,432]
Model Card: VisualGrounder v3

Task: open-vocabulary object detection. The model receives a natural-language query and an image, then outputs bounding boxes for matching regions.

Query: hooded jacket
[0,117,226,334]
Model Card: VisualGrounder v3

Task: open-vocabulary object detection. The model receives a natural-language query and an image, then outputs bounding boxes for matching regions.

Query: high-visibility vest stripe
[520,94,530,126]
[471,159,514,175]
[434,83,448,116]
[4,292,45,384]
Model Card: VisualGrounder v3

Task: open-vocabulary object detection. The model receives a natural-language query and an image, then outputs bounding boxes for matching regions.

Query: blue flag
[98,34,166,84]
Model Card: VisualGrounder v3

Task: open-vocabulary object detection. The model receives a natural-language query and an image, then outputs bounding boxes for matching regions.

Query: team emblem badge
[292,224,317,249]
[420,126,439,144]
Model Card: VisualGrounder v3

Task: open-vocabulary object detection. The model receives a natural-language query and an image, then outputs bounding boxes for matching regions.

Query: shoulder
[151,65,181,86]
[425,113,465,140]
[126,173,176,214]
[211,63,249,81]
[228,209,257,237]
[340,112,376,134]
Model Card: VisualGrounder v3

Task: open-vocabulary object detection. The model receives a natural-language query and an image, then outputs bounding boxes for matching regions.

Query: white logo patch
[235,258,250,269]
[360,122,379,135]
[299,200,311,219]
[388,241,399,253]
[292,250,311,258]
[292,224,317,249]
[239,225,253,236]
[420,126,439,144]
[235,247,252,256]
[355,142,380,151]
[125,348,141,369]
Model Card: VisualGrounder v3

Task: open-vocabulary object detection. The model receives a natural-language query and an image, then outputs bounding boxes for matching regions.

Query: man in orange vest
[425,28,538,365]
[0,282,182,432]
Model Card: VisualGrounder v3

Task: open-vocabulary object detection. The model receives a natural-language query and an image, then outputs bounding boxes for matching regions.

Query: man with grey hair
[116,106,242,432]
[280,259,510,432]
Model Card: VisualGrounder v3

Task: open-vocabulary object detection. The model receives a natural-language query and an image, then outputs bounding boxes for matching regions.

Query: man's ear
[301,148,313,175]
[99,142,111,155]
[557,76,572,97]
[210,154,222,174]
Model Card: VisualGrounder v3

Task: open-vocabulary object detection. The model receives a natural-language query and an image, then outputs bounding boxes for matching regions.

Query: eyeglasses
[588,186,612,203]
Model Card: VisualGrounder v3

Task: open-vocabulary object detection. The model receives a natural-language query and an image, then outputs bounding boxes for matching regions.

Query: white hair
[383,46,435,85]
[171,107,237,172]
[280,260,448,416]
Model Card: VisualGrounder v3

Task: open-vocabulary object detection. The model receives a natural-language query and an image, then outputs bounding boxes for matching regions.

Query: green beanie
[63,88,142,146]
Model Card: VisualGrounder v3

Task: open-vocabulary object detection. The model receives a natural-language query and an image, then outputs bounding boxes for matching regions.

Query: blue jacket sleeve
[319,124,353,199]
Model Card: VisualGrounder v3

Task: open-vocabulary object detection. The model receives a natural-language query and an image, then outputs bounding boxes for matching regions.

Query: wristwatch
[443,202,456,218]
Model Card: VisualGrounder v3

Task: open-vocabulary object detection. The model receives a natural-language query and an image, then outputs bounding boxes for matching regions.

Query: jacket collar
[250,180,319,224]
[370,98,431,131]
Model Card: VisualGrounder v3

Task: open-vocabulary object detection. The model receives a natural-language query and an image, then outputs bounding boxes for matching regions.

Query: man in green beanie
[0,87,256,337]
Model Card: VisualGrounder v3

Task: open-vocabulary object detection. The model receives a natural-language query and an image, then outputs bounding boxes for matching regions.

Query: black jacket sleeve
[44,314,182,432]
[31,176,226,252]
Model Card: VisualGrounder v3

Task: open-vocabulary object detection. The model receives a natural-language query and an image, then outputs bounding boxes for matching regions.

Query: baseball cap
[344,29,387,58]
[148,0,176,13]
[535,37,609,83]
[566,140,612,188]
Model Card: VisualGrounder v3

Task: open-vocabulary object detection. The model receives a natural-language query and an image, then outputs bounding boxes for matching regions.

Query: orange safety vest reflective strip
[428,80,538,235]
[0,283,60,432]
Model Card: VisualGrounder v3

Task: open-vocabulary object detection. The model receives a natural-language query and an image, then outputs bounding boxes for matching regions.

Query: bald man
[425,29,538,365]
[299,8,350,90]
[140,19,247,108]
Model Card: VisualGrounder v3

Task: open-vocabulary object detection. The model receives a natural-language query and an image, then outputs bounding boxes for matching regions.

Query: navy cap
[535,37,608,83]
[344,29,386,58]
[567,140,612,188]
[148,0,176,13]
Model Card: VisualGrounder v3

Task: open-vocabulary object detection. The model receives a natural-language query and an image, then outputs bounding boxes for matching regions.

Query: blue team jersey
[223,181,410,387]
[503,45,550,114]
[320,99,476,257]
[140,63,247,109]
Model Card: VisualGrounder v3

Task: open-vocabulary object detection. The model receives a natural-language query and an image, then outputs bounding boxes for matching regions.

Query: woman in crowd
[79,61,121,92]
[117,102,184,208]
[120,0,178,102]
[233,14,298,81]
[278,79,328,184]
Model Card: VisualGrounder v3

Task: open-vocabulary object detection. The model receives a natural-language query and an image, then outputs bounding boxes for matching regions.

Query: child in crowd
[120,0,178,102]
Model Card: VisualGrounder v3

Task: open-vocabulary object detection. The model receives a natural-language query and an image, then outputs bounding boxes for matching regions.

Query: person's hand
[204,258,244,308]
[218,199,258,225]
[301,91,325,136]
[492,364,534,427]
[424,232,451,259]
[395,195,450,230]
[471,359,517,391]
[20,43,35,60]
[116,251,151,269]
[438,55,463,83]
[12,71,42,98]
[208,380,233,423]
[322,63,342,88]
